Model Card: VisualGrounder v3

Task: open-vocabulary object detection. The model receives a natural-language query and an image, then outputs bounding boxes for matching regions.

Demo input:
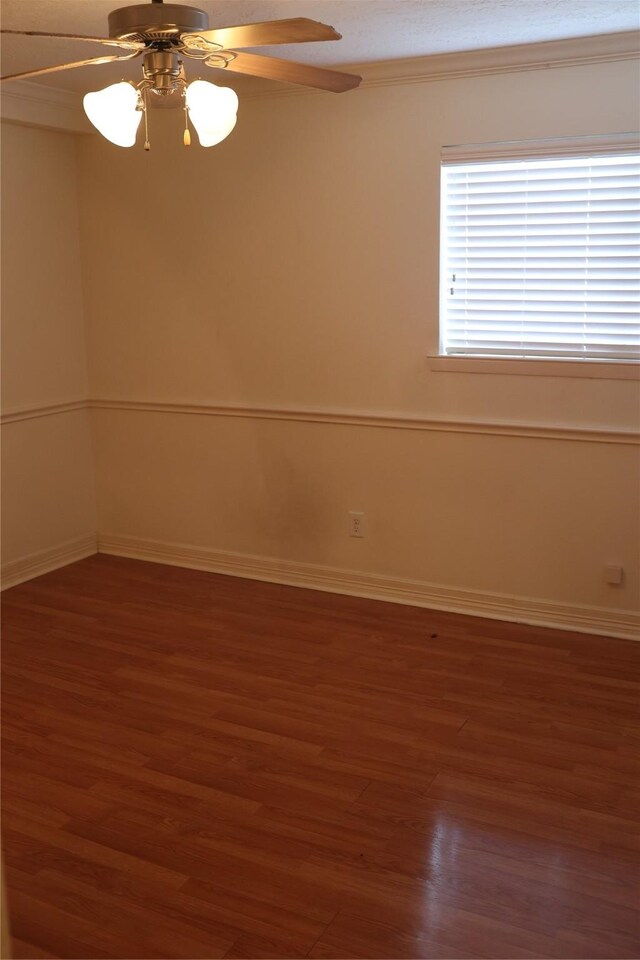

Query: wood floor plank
[6,876,143,959]
[2,555,639,959]
[223,932,311,958]
[1,765,112,827]
[11,936,62,959]
[9,867,231,959]
[2,812,189,889]
[309,904,558,960]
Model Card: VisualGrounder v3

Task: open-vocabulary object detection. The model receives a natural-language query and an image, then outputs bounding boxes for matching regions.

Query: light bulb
[83,82,142,148]
[185,80,238,148]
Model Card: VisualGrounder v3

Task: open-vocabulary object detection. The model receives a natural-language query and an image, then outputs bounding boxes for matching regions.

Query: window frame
[435,133,640,378]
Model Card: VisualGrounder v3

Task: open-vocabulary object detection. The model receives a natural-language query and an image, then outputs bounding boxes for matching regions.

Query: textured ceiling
[1,0,639,92]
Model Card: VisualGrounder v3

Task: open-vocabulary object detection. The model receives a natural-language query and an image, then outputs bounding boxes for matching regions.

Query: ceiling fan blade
[184,18,341,49]
[1,51,140,83]
[219,51,361,93]
[0,29,143,50]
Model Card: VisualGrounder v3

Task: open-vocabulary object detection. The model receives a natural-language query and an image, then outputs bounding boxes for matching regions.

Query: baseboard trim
[98,534,639,641]
[1,535,98,590]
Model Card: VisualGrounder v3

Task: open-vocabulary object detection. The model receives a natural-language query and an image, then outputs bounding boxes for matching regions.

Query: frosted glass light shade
[185,80,238,147]
[83,82,142,148]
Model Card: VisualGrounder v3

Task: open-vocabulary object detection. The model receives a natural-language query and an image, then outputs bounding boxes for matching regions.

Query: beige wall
[78,61,639,428]
[2,51,639,636]
[1,122,96,583]
[76,57,640,636]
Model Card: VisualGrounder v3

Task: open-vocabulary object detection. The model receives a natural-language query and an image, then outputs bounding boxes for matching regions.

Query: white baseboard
[1,535,98,590]
[98,534,639,642]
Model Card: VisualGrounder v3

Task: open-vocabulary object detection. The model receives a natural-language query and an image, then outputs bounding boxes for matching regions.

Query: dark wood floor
[1,555,639,960]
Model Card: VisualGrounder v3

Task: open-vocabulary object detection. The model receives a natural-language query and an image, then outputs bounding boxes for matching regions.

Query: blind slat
[441,151,640,360]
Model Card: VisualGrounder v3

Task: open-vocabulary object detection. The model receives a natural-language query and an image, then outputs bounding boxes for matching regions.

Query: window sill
[427,356,640,380]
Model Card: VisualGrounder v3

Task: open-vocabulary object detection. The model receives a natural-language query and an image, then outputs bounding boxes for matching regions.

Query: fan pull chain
[143,88,150,151]
[183,102,191,147]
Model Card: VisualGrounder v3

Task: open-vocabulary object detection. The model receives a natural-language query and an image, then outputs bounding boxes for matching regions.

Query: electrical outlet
[605,564,624,585]
[349,511,365,538]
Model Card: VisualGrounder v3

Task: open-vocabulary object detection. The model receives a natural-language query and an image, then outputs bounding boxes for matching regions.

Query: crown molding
[235,29,640,100]
[1,30,638,128]
[357,29,640,89]
[0,79,89,133]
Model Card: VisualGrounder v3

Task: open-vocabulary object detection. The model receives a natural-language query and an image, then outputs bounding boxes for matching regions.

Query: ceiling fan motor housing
[108,3,209,43]
[143,49,183,95]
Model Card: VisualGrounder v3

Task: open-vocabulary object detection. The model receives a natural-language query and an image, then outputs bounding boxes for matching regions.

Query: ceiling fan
[1,0,362,148]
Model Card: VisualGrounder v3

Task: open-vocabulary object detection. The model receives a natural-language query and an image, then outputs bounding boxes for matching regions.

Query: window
[439,137,640,363]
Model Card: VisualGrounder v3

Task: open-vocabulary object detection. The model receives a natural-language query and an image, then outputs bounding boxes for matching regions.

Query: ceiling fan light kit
[83,80,142,147]
[1,0,361,151]
[184,80,238,146]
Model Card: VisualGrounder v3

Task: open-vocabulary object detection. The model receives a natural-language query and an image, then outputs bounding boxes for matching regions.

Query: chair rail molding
[0,399,89,425]
[89,398,640,446]
[3,398,636,443]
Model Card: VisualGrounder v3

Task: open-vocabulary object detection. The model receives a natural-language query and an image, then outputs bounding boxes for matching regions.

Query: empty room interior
[1,0,639,957]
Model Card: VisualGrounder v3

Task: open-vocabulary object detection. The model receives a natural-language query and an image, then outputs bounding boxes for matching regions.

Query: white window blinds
[440,150,640,361]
